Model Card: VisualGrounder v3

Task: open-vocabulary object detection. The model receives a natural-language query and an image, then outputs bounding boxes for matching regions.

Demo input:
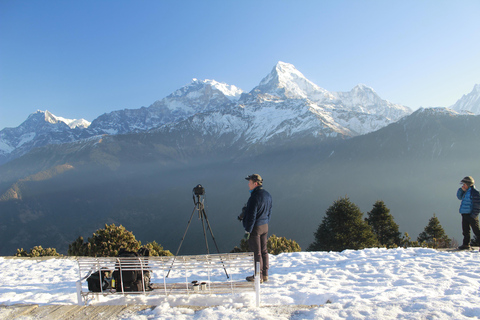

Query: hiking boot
[246,275,263,283]
[262,275,268,283]
[458,245,471,250]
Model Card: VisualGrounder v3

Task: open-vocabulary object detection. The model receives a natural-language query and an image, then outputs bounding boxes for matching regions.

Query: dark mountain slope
[0,109,479,255]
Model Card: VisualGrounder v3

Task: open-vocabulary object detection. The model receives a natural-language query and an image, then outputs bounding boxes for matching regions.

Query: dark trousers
[462,214,480,246]
[248,224,269,277]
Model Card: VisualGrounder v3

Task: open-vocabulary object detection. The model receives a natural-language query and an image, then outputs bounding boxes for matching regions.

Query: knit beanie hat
[461,176,475,187]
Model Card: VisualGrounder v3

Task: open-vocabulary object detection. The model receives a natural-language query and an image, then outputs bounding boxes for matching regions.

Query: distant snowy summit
[0,62,478,165]
[251,61,334,102]
[41,110,91,129]
[0,110,91,161]
[450,84,480,114]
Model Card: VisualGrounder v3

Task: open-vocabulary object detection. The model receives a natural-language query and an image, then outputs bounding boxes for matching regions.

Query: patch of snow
[0,140,14,154]
[1,248,480,319]
[15,132,36,148]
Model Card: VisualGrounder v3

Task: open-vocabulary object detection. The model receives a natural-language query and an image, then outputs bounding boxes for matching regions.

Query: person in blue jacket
[241,174,272,283]
[457,176,480,250]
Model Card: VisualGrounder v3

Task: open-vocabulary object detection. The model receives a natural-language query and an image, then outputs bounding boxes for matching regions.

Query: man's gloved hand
[238,205,246,221]
[244,232,250,240]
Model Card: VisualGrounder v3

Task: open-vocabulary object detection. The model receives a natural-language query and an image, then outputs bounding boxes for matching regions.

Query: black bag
[112,249,152,292]
[87,271,110,292]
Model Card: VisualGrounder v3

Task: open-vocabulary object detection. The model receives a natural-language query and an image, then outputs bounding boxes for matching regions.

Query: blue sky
[1,0,479,130]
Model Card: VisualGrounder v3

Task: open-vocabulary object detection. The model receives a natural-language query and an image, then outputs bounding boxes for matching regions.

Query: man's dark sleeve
[243,197,257,233]
[472,189,480,216]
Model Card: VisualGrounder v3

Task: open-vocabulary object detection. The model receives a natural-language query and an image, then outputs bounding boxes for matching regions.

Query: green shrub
[141,240,173,257]
[68,223,172,257]
[267,234,301,254]
[231,234,301,255]
[15,246,61,257]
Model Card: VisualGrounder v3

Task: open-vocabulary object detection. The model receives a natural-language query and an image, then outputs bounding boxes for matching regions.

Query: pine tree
[307,197,378,251]
[417,214,451,248]
[365,200,402,248]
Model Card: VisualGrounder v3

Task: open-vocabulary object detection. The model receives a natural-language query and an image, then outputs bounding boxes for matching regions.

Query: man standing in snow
[241,174,272,283]
[457,176,480,250]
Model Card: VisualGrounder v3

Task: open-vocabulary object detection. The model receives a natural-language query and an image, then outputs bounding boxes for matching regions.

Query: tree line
[308,197,452,251]
[14,197,452,257]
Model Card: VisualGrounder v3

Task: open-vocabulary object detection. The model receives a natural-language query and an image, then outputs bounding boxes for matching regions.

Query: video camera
[193,184,205,196]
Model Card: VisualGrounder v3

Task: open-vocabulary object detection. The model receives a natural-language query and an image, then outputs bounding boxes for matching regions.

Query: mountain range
[0,62,479,256]
[0,62,413,165]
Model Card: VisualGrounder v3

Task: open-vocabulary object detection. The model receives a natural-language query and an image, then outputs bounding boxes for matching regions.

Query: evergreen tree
[307,197,378,251]
[365,200,402,248]
[417,214,451,248]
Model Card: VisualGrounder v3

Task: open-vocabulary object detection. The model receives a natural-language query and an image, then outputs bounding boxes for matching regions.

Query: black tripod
[167,185,229,278]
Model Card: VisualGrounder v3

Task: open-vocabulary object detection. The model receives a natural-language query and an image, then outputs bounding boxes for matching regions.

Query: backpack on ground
[86,270,110,292]
[112,248,153,292]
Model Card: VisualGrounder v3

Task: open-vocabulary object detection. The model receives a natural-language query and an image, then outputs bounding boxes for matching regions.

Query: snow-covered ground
[1,248,480,319]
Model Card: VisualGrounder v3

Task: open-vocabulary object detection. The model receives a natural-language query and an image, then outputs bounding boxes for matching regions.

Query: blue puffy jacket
[243,186,272,233]
[457,186,480,217]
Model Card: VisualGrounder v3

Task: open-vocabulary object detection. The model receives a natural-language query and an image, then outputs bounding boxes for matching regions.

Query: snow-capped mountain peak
[333,84,383,108]
[43,110,58,124]
[87,78,244,137]
[8,62,480,167]
[193,79,243,101]
[450,84,480,115]
[0,110,91,162]
[28,110,91,129]
[252,61,333,102]
[160,78,243,114]
[330,84,412,120]
[42,110,91,129]
[171,79,243,101]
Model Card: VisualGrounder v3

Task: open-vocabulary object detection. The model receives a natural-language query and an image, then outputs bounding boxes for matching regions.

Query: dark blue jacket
[457,186,480,217]
[243,186,272,233]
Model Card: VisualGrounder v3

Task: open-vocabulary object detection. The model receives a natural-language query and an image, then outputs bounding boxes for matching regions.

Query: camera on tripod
[167,183,230,279]
[193,184,205,196]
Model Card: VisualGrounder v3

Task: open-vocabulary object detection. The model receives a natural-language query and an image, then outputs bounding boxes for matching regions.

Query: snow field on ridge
[1,248,480,319]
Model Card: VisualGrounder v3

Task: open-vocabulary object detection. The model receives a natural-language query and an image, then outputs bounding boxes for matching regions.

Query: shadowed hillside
[0,109,479,255]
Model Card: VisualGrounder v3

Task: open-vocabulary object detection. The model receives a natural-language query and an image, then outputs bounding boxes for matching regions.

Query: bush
[141,240,173,257]
[68,223,172,257]
[267,234,301,254]
[231,234,301,255]
[400,232,420,248]
[15,246,61,257]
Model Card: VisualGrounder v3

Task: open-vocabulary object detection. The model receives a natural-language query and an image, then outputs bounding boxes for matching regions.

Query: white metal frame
[76,253,261,307]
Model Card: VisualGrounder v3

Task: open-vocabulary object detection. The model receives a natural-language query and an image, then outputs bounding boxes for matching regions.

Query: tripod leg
[202,208,230,279]
[166,206,197,278]
[200,213,210,254]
